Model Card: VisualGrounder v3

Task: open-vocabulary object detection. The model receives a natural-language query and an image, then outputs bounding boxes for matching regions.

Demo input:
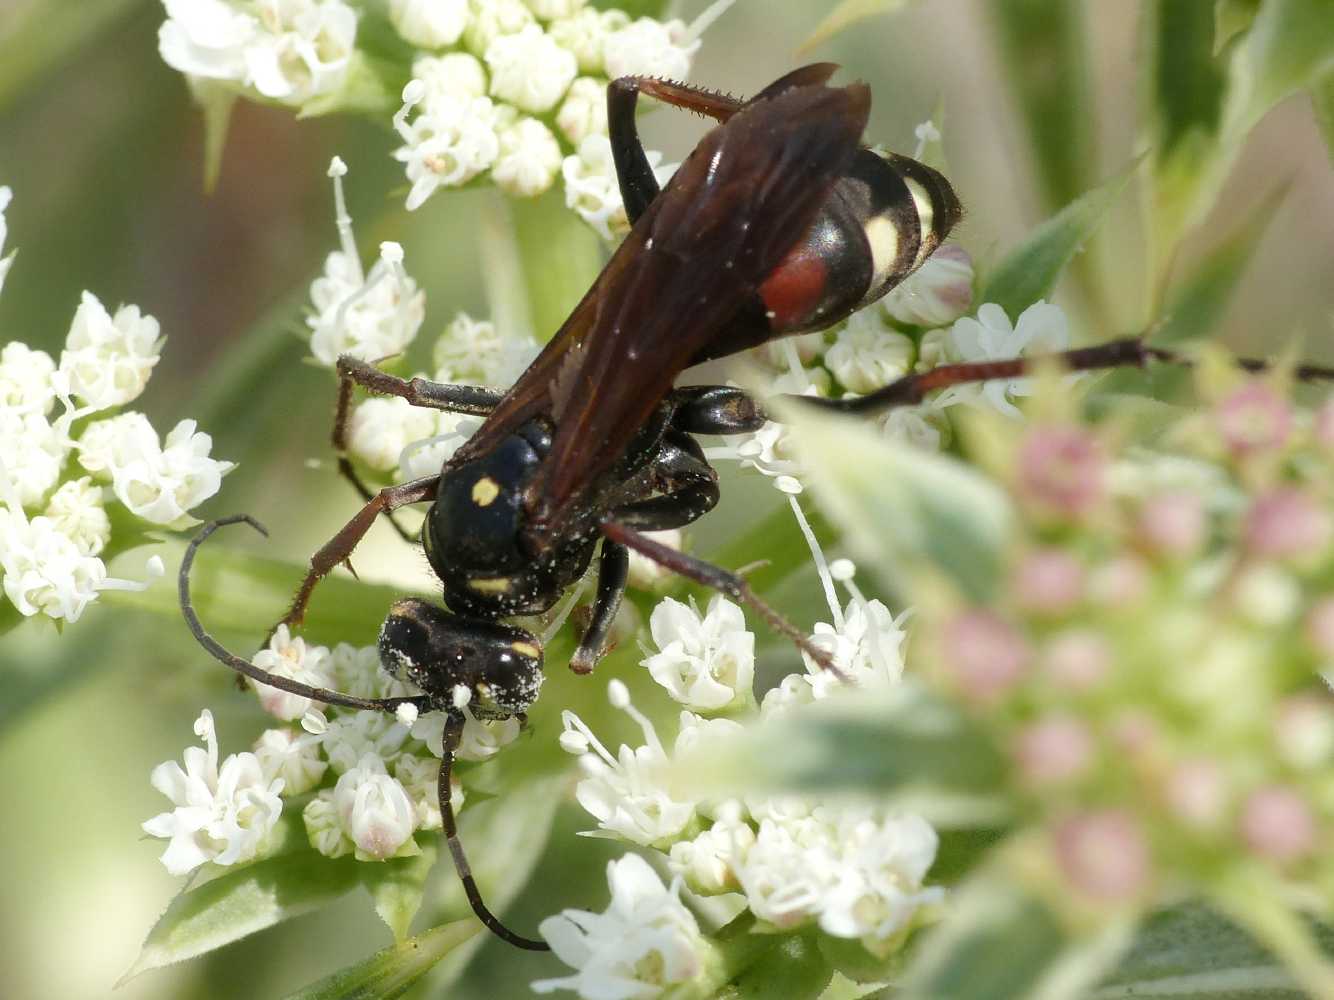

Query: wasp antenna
[180,517,424,714]
[439,717,551,951]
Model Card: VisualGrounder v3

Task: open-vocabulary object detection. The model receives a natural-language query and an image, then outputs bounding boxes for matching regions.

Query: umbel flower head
[0,186,229,625]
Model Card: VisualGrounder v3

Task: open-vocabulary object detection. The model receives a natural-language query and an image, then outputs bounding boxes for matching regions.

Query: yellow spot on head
[469,576,512,594]
[511,641,540,659]
[472,476,501,506]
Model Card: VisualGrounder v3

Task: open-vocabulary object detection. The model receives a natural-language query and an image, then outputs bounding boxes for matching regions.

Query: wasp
[181,64,1195,949]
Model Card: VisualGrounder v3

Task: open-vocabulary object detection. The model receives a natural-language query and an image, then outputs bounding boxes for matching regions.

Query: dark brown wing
[457,78,870,543]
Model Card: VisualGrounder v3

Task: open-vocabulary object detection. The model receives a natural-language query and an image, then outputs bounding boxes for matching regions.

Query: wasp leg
[607,76,745,224]
[438,714,550,951]
[770,337,1334,418]
[599,520,846,681]
[277,475,439,636]
[568,540,629,675]
[668,385,766,435]
[331,356,501,542]
[181,517,431,712]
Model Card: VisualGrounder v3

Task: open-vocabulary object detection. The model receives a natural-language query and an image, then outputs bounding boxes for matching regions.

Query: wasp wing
[455,79,870,541]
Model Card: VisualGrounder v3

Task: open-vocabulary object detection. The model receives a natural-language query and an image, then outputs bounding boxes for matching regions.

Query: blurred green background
[0,1,1331,998]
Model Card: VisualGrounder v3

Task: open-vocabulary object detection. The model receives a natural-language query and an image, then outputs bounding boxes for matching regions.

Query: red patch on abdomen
[758,248,828,331]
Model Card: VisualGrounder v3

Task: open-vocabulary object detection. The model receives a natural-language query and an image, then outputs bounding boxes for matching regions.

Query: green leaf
[1214,0,1263,55]
[728,931,833,999]
[676,683,1008,825]
[900,879,1134,1000]
[986,0,1095,214]
[1311,68,1334,164]
[979,159,1137,321]
[509,188,604,343]
[122,841,361,984]
[1221,0,1334,142]
[1147,185,1282,346]
[363,843,438,943]
[1094,901,1334,999]
[780,402,1012,604]
[799,0,914,53]
[282,920,480,1000]
[102,541,407,646]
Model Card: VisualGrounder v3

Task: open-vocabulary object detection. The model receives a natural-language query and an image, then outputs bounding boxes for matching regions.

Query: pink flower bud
[1163,758,1227,829]
[1054,810,1152,901]
[940,610,1030,704]
[1013,715,1094,786]
[1042,630,1111,691]
[1244,488,1331,560]
[1215,381,1292,455]
[1137,492,1205,558]
[1305,597,1334,656]
[1109,710,1160,758]
[1087,554,1149,609]
[1016,424,1107,521]
[1012,549,1084,616]
[1240,785,1317,863]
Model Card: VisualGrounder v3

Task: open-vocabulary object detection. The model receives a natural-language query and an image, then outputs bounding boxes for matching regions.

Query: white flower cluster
[145,630,519,873]
[0,190,230,624]
[158,0,358,108]
[385,0,732,231]
[306,160,537,483]
[544,500,940,993]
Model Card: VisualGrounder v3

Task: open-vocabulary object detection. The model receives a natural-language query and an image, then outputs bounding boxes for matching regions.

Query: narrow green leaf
[1214,0,1262,55]
[979,159,1137,321]
[676,683,1008,824]
[1311,68,1334,165]
[1148,186,1282,346]
[283,920,480,1000]
[122,845,361,983]
[986,0,1095,214]
[1221,0,1334,142]
[901,879,1133,1000]
[800,0,913,53]
[780,402,1012,604]
[1094,901,1334,999]
[363,843,438,943]
[510,188,603,343]
[1146,1,1226,165]
[102,541,407,646]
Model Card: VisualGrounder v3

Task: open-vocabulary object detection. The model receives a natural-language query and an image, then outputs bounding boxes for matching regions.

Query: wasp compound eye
[379,598,545,718]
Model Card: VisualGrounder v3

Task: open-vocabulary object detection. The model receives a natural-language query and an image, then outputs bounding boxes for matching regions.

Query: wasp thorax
[378,598,545,719]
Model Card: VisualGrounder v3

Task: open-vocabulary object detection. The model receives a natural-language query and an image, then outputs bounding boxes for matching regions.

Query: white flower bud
[486,24,577,113]
[881,243,974,327]
[0,341,56,414]
[493,117,563,197]
[250,625,336,721]
[413,52,488,105]
[824,310,914,394]
[0,408,66,507]
[44,477,110,556]
[464,0,535,55]
[555,76,608,145]
[334,754,419,860]
[603,17,698,81]
[303,790,352,858]
[524,0,585,19]
[390,0,469,48]
[548,10,625,74]
[253,727,328,796]
[347,395,440,472]
[60,291,162,410]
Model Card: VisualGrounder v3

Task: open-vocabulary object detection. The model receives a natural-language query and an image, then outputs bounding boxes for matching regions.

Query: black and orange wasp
[180,64,1206,949]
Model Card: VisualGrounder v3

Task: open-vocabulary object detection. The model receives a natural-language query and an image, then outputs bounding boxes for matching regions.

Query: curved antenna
[179,515,427,714]
[182,516,547,950]
[439,715,551,951]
